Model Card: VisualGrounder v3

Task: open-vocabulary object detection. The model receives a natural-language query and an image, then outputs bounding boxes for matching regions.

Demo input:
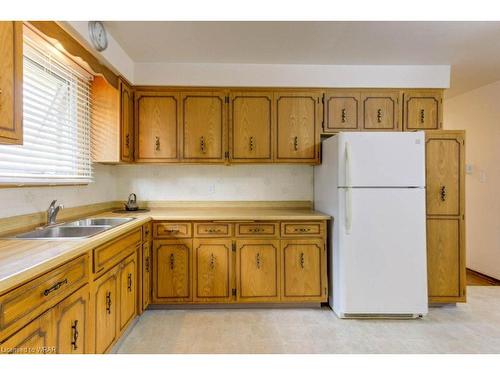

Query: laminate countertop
[0,207,329,294]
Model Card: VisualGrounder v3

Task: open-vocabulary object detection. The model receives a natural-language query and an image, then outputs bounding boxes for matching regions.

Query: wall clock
[88,21,108,52]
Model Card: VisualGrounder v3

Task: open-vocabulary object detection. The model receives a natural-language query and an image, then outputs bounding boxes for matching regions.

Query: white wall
[0,164,117,219]
[114,165,313,202]
[444,81,500,279]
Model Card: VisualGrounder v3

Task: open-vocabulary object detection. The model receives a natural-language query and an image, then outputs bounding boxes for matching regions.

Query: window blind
[0,29,93,185]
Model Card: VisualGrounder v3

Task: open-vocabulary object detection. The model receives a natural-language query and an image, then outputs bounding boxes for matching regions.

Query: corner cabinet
[0,21,23,145]
[425,130,466,303]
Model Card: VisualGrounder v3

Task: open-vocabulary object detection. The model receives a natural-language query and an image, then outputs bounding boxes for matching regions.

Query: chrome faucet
[47,200,64,226]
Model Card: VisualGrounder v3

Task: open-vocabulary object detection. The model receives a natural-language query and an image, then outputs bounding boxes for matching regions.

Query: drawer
[281,222,324,237]
[93,229,141,274]
[0,254,88,336]
[142,223,152,242]
[236,223,278,237]
[194,223,232,237]
[154,222,192,238]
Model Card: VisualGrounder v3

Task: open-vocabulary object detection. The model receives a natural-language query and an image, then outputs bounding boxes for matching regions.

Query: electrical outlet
[465,164,473,175]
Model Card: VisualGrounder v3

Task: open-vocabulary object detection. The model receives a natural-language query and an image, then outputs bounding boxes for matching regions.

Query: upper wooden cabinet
[181,91,227,162]
[120,78,134,162]
[0,21,23,145]
[403,90,443,130]
[361,91,400,131]
[324,90,361,132]
[135,92,180,162]
[276,91,321,163]
[229,91,274,162]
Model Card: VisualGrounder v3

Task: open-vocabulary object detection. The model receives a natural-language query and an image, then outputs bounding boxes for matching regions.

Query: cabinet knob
[341,108,347,123]
[155,136,160,151]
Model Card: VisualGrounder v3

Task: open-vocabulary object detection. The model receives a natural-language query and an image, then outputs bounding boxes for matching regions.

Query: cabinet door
[276,92,321,163]
[427,218,465,301]
[324,91,361,132]
[119,253,137,332]
[135,93,179,162]
[0,21,23,145]
[404,90,442,130]
[181,91,226,162]
[120,78,134,162]
[236,239,279,302]
[94,269,117,354]
[361,91,400,130]
[281,239,326,301]
[153,239,192,302]
[142,243,151,310]
[193,239,232,302]
[426,133,464,216]
[54,286,89,354]
[230,91,273,162]
[0,309,54,354]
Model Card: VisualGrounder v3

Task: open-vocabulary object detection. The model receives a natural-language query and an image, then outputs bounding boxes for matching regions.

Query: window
[0,26,93,185]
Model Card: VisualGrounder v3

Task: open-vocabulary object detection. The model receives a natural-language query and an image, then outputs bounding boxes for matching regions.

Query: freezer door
[337,132,425,187]
[336,187,428,315]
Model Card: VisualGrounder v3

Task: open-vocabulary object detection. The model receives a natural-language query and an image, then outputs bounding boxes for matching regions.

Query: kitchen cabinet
[93,266,118,354]
[135,92,180,162]
[281,239,327,301]
[276,91,321,163]
[193,238,233,302]
[120,78,134,162]
[236,239,280,302]
[0,21,23,145]
[118,253,137,332]
[403,90,442,130]
[142,242,151,310]
[153,239,192,302]
[361,91,400,131]
[425,130,466,303]
[229,91,274,162]
[181,91,227,162]
[323,90,361,132]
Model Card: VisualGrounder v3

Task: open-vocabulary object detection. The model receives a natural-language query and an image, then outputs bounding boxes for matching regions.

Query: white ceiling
[104,21,500,97]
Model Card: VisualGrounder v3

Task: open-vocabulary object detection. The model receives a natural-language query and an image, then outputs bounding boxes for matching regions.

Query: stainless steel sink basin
[62,217,134,227]
[14,226,111,239]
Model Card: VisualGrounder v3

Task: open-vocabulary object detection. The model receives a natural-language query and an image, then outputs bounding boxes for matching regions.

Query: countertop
[0,207,329,294]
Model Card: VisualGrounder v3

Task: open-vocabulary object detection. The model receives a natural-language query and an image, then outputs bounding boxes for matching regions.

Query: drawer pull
[209,253,216,270]
[341,108,347,123]
[256,253,261,269]
[206,228,222,233]
[127,273,132,292]
[106,291,112,314]
[293,227,311,233]
[125,133,130,148]
[145,256,150,272]
[420,109,425,124]
[155,136,161,151]
[440,185,447,202]
[293,136,299,151]
[300,252,305,269]
[249,227,263,233]
[377,109,383,123]
[200,136,206,153]
[43,278,68,296]
[169,253,175,270]
[249,136,255,151]
[71,320,79,350]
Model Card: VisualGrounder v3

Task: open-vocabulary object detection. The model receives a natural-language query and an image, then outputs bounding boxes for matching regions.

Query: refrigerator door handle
[345,187,352,235]
[345,141,352,187]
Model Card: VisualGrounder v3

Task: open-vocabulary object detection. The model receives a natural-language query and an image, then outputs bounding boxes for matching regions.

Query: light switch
[465,164,473,175]
[479,170,487,183]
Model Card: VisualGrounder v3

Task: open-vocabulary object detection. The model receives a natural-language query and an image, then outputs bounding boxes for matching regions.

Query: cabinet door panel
[276,92,320,162]
[0,21,22,144]
[136,94,179,162]
[427,218,464,298]
[119,253,137,332]
[404,91,442,130]
[281,239,325,301]
[94,269,117,354]
[237,239,279,301]
[362,92,400,130]
[154,239,192,302]
[142,243,151,310]
[324,91,361,132]
[182,92,226,161]
[426,136,462,216]
[54,286,89,354]
[230,92,273,162]
[120,79,134,162]
[193,239,232,301]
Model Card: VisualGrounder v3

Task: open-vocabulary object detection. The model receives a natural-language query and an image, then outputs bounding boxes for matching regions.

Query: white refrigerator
[314,132,428,318]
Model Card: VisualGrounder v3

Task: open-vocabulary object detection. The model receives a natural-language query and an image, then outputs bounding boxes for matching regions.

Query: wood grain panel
[119,78,134,162]
[324,90,361,132]
[361,91,400,130]
[93,267,118,354]
[404,90,443,130]
[118,253,137,332]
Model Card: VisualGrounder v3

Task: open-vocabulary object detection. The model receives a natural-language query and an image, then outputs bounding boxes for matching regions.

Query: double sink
[12,217,135,240]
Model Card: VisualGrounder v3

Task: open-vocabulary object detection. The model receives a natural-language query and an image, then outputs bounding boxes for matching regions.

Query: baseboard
[467,268,500,285]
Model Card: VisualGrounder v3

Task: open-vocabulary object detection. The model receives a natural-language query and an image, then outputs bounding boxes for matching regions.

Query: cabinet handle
[127,273,132,292]
[377,109,383,123]
[300,253,305,269]
[206,228,222,233]
[249,227,263,233]
[125,134,130,148]
[293,136,299,151]
[249,136,255,151]
[145,256,150,273]
[256,253,261,269]
[341,108,347,123]
[420,109,425,124]
[71,320,79,351]
[164,228,179,233]
[43,278,68,296]
[155,136,160,151]
[440,185,447,202]
[209,253,216,270]
[106,291,112,314]
[169,253,175,270]
[200,136,206,153]
[294,227,311,233]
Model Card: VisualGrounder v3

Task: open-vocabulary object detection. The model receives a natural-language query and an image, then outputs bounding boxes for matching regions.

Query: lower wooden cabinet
[281,239,327,301]
[93,267,118,354]
[119,253,137,332]
[236,239,280,302]
[142,242,151,310]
